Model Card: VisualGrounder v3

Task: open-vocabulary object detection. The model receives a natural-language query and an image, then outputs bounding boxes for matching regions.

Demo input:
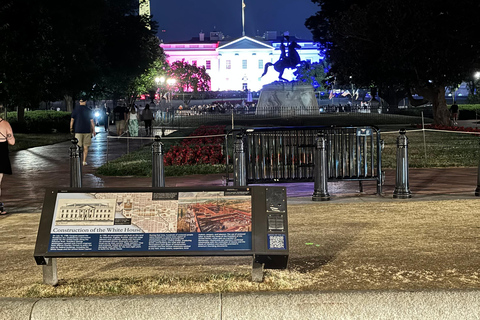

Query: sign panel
[356,128,373,136]
[48,190,252,253]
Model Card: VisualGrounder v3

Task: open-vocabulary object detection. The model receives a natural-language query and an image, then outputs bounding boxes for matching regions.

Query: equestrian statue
[261,36,308,81]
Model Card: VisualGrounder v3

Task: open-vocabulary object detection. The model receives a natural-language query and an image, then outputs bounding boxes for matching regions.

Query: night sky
[151,0,320,43]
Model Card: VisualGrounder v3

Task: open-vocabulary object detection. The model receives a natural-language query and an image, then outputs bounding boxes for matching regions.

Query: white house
[161,32,323,92]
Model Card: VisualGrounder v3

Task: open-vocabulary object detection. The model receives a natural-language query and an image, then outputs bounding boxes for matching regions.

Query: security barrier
[229,126,383,195]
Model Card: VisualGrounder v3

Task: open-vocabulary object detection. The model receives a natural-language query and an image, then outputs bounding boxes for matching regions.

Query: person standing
[70,98,96,166]
[113,102,127,136]
[127,106,139,137]
[450,102,459,125]
[0,112,15,215]
[141,104,154,136]
[104,105,110,132]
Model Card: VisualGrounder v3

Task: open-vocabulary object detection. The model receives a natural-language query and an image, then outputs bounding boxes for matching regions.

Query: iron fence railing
[227,126,383,193]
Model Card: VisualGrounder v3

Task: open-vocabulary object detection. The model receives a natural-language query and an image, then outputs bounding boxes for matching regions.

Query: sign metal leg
[43,258,58,286]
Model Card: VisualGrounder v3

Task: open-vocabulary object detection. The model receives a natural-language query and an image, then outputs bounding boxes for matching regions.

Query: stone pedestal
[256,81,318,116]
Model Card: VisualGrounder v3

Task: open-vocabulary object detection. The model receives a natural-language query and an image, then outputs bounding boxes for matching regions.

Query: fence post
[476,140,480,196]
[233,133,246,186]
[312,132,330,201]
[69,138,82,188]
[393,129,412,199]
[48,139,79,285]
[152,135,165,187]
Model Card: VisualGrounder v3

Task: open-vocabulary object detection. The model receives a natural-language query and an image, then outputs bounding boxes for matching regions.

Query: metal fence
[227,126,383,193]
[153,105,429,128]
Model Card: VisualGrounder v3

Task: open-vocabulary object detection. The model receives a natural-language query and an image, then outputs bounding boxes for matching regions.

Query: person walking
[141,104,154,136]
[127,106,139,137]
[0,111,15,215]
[113,102,127,136]
[70,98,96,166]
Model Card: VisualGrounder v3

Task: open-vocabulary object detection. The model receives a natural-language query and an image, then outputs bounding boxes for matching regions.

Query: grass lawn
[9,133,72,152]
[97,126,480,177]
[2,199,479,297]
[381,129,480,168]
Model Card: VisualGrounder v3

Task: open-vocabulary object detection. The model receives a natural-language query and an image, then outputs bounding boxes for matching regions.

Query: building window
[258,59,263,69]
[226,60,231,69]
[206,60,211,70]
[242,83,248,91]
[242,60,247,69]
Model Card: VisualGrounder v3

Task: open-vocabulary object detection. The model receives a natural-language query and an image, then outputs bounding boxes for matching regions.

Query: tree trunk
[64,94,74,113]
[17,105,25,123]
[429,86,450,125]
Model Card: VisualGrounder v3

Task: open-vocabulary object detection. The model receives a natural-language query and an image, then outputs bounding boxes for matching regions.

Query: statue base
[256,81,319,116]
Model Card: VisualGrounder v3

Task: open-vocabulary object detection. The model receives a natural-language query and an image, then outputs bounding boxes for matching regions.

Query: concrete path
[1,290,479,320]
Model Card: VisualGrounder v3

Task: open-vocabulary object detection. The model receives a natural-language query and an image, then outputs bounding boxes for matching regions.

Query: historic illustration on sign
[177,192,252,233]
[93,193,178,233]
[55,199,116,226]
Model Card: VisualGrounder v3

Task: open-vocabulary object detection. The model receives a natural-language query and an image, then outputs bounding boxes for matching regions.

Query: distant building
[161,32,323,91]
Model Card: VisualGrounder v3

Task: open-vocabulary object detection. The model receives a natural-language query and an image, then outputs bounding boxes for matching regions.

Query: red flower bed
[164,125,226,166]
[416,124,480,133]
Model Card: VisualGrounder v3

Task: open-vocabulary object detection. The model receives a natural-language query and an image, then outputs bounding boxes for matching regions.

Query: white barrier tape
[382,128,480,135]
[382,129,424,134]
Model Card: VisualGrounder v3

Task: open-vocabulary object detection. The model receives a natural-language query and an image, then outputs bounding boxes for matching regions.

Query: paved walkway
[3,124,480,213]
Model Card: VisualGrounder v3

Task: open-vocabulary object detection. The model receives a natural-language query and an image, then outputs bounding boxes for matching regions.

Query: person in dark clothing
[113,103,127,136]
[141,104,154,136]
[450,102,459,125]
[0,113,15,215]
[104,105,110,132]
[70,99,96,166]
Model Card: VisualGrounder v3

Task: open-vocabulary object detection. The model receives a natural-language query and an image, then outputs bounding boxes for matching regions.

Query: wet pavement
[2,125,480,213]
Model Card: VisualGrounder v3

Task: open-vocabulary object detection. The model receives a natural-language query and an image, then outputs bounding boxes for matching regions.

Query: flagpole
[242,0,245,36]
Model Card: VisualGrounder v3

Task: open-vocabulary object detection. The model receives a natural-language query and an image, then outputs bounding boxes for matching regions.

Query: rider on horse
[262,35,303,81]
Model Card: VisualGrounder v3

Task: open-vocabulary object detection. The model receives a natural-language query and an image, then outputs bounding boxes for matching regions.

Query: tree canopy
[0,0,163,114]
[306,0,480,124]
[167,60,211,104]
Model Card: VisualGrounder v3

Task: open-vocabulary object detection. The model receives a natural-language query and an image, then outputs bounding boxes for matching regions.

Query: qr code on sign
[268,234,286,250]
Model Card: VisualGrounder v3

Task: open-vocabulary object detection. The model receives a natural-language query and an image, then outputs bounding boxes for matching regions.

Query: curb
[1,290,479,320]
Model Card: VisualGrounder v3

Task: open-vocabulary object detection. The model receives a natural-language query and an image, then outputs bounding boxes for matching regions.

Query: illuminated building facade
[161,32,323,91]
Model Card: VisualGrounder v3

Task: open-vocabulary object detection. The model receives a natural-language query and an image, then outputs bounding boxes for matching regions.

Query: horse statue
[261,39,307,81]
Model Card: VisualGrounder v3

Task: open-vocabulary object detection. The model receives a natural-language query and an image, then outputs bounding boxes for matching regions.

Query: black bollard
[312,133,330,201]
[69,138,82,188]
[393,129,412,198]
[233,133,246,186]
[152,135,165,187]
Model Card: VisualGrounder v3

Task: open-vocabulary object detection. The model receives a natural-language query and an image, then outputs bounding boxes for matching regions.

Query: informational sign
[35,187,288,270]
[48,190,252,253]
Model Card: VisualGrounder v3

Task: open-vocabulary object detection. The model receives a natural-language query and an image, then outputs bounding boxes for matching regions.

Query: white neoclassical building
[161,32,323,92]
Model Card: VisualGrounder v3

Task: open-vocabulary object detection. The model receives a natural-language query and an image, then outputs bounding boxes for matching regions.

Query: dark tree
[0,0,162,116]
[306,0,480,125]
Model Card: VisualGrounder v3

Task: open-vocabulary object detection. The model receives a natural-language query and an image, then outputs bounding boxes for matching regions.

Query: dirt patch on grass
[1,199,479,297]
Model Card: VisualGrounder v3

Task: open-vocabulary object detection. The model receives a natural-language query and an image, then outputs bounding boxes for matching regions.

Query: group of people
[112,103,154,137]
[180,102,257,115]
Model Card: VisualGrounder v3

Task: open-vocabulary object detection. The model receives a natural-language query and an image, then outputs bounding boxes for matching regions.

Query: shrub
[7,111,71,133]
